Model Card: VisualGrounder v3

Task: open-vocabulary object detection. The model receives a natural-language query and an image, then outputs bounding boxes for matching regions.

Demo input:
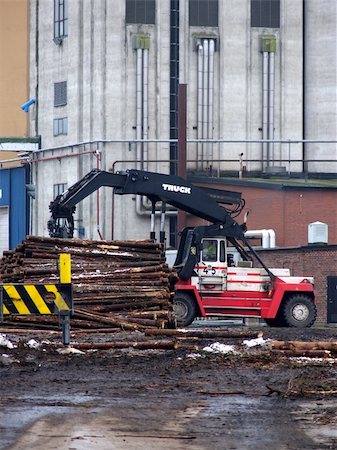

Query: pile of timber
[0,235,174,331]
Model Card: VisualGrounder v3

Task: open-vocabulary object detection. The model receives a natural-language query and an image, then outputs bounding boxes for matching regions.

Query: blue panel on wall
[0,167,28,249]
[0,170,10,205]
[10,167,27,249]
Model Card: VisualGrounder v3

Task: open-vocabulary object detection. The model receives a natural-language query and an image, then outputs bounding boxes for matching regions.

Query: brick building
[190,178,337,248]
[255,245,337,324]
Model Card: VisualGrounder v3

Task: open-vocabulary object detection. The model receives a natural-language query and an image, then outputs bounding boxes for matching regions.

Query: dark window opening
[189,0,218,27]
[126,0,156,24]
[251,0,280,28]
[54,81,67,107]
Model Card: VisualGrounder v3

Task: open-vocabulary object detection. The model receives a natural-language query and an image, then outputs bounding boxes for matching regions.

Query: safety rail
[19,138,337,179]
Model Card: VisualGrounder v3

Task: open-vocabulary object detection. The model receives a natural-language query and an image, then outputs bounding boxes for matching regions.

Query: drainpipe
[143,48,149,170]
[136,48,143,168]
[262,51,269,170]
[268,51,275,164]
[202,39,209,171]
[197,43,203,170]
[207,39,215,170]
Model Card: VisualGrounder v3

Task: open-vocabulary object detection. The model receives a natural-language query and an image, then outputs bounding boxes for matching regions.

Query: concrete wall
[304,0,337,173]
[0,0,28,136]
[28,0,337,242]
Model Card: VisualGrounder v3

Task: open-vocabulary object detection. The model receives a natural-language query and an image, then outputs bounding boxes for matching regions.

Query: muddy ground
[1,325,337,450]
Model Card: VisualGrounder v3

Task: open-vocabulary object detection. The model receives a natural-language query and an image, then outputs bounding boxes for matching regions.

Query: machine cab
[197,238,229,293]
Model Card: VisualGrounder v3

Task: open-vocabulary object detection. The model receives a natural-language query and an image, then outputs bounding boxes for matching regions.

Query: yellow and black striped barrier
[0,253,73,344]
[1,283,72,316]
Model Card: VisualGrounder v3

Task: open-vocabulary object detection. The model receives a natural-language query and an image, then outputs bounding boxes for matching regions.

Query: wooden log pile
[0,236,175,332]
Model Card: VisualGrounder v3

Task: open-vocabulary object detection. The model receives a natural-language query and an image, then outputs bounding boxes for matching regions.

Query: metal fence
[16,138,337,179]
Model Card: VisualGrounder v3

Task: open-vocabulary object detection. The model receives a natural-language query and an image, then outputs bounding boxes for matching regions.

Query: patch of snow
[242,337,270,348]
[0,334,15,349]
[186,353,203,359]
[203,342,237,354]
[27,339,40,349]
[56,346,85,355]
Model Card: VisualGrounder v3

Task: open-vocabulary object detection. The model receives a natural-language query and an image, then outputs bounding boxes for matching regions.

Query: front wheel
[173,293,197,327]
[280,295,317,328]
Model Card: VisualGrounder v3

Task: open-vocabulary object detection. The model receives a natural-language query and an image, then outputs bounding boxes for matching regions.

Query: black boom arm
[48,168,243,238]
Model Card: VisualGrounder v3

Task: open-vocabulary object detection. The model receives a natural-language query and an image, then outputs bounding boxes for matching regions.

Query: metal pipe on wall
[143,48,149,171]
[262,51,269,170]
[136,48,143,168]
[202,39,209,170]
[268,51,275,164]
[197,43,203,169]
[207,39,215,169]
[134,47,176,218]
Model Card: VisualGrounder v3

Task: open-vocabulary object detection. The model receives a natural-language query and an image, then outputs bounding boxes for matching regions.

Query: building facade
[28,0,337,243]
[0,0,35,255]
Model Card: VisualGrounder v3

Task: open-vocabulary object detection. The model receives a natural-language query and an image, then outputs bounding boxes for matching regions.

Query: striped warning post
[1,283,73,316]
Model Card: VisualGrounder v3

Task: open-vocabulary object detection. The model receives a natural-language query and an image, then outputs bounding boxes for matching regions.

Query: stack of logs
[0,236,175,332]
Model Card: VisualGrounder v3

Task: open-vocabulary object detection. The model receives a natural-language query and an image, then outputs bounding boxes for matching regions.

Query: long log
[54,339,179,350]
[145,329,262,339]
[271,349,332,358]
[270,340,337,352]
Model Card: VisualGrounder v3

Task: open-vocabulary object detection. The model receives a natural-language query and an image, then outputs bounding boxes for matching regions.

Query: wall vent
[308,221,328,245]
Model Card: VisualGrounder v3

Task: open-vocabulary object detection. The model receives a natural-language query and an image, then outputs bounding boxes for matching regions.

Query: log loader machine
[48,168,317,328]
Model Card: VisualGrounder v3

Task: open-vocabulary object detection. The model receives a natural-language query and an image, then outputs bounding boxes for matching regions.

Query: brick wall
[256,245,337,323]
[193,181,337,247]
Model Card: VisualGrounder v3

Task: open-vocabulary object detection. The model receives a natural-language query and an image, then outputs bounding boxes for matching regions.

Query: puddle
[2,394,337,449]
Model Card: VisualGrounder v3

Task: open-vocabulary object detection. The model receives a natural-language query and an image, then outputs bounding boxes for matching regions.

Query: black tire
[173,293,197,327]
[280,295,317,328]
[264,317,285,327]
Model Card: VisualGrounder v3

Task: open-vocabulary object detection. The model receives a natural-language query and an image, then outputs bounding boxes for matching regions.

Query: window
[53,183,67,199]
[251,0,280,28]
[189,0,218,27]
[126,0,155,24]
[54,0,68,40]
[53,117,68,136]
[202,239,218,262]
[54,81,67,107]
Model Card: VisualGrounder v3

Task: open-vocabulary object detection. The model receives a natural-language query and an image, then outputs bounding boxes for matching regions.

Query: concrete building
[27,0,337,244]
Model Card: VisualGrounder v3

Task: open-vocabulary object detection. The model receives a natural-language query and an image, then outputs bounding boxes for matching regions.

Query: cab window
[202,239,218,262]
[219,240,226,262]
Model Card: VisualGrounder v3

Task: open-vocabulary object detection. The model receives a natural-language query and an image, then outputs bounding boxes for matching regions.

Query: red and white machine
[48,168,317,328]
[173,235,316,327]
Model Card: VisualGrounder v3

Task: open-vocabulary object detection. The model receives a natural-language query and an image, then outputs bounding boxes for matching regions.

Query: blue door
[0,166,28,249]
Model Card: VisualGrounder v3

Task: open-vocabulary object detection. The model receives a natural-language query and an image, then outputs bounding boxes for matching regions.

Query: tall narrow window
[189,0,218,27]
[126,0,155,24]
[54,0,68,41]
[251,0,280,28]
[54,81,67,107]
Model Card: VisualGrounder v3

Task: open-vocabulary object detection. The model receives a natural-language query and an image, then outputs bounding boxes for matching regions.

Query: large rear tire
[173,293,197,327]
[264,317,285,327]
[280,295,317,328]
